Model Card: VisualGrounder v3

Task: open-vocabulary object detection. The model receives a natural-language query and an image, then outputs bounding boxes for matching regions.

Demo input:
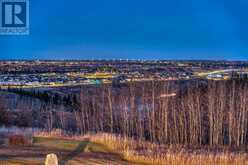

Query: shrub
[8,134,31,146]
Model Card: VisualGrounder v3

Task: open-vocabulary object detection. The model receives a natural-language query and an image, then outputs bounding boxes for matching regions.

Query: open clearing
[0,137,137,165]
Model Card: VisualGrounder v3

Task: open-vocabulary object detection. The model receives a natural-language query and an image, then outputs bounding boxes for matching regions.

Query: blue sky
[0,0,248,60]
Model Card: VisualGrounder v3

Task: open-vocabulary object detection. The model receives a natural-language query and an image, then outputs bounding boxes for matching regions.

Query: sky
[0,0,248,60]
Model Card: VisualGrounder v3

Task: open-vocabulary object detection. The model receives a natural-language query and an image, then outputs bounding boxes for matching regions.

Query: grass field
[0,137,135,165]
[3,134,248,165]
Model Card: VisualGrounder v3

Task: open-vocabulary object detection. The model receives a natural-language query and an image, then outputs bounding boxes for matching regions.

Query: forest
[1,79,248,149]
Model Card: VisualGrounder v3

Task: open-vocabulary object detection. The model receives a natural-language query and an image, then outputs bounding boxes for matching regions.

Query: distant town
[0,60,248,88]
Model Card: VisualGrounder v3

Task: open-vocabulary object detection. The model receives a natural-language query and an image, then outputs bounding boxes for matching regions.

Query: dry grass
[0,159,41,165]
[33,130,248,165]
[90,133,248,165]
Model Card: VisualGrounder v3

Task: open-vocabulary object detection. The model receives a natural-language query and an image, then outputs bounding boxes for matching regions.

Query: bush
[8,135,31,146]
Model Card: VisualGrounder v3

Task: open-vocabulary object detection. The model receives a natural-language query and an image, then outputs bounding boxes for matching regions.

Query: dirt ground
[0,137,136,165]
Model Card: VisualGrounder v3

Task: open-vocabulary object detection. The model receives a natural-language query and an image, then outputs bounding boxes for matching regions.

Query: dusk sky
[0,0,248,60]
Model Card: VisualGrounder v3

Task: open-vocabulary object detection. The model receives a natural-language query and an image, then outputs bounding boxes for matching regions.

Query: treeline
[33,80,248,148]
[0,88,77,128]
[6,88,78,107]
[2,80,248,148]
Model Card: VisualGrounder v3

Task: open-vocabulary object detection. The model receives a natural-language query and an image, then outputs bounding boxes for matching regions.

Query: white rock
[45,153,59,165]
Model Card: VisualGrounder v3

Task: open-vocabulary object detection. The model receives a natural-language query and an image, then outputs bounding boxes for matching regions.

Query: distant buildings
[0,61,248,88]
